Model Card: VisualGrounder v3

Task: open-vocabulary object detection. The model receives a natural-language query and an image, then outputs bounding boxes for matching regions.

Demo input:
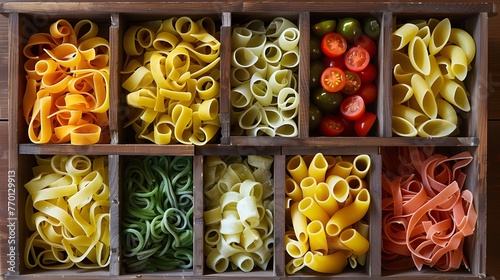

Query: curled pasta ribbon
[122,17,221,145]
[203,155,274,272]
[23,19,110,145]
[231,18,300,137]
[122,156,194,272]
[381,147,476,271]
[285,153,371,274]
[24,155,110,269]
[392,18,475,137]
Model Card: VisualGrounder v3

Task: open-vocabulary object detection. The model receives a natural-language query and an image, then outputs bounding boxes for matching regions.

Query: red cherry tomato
[321,32,348,58]
[354,112,377,137]
[320,67,346,93]
[344,46,370,72]
[339,115,356,136]
[324,55,347,70]
[319,115,345,136]
[340,94,365,120]
[357,83,378,105]
[358,63,377,84]
[341,70,362,95]
[353,35,377,58]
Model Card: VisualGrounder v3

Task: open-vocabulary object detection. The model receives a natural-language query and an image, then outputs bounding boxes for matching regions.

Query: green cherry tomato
[336,17,362,43]
[310,60,326,89]
[309,103,323,133]
[312,19,336,38]
[363,16,380,40]
[310,36,323,61]
[312,87,344,115]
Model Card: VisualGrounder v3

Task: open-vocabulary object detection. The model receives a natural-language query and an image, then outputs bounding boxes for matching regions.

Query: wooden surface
[0,0,499,278]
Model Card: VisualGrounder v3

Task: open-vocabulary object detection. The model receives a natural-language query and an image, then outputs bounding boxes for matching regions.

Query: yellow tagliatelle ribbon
[23,19,110,145]
[122,17,221,145]
[24,155,110,269]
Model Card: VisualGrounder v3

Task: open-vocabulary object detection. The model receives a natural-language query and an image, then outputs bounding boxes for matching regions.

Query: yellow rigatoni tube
[308,153,328,183]
[304,251,347,273]
[339,228,370,255]
[298,197,330,226]
[306,220,328,255]
[326,188,371,236]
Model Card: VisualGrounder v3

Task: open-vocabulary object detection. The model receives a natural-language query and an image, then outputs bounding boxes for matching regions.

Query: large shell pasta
[231,17,300,137]
[285,153,371,274]
[392,17,475,137]
[122,17,221,145]
[23,19,110,145]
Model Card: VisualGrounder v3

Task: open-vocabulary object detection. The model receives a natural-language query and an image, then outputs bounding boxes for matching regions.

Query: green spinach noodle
[122,156,194,272]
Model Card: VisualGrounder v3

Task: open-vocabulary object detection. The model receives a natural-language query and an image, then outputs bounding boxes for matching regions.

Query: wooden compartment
[14,154,114,276]
[197,146,282,277]
[1,1,495,280]
[380,146,485,277]
[281,146,382,277]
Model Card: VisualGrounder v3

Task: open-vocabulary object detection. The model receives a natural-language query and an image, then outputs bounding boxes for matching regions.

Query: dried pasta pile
[381,147,477,271]
[230,17,300,137]
[24,155,110,269]
[392,18,475,137]
[285,153,371,274]
[122,17,221,145]
[23,19,110,145]
[203,155,275,272]
[121,156,194,272]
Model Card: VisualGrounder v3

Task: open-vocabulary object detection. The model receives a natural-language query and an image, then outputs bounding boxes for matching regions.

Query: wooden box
[1,1,495,279]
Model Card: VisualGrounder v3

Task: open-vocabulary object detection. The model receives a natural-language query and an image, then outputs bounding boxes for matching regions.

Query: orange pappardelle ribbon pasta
[284,153,371,274]
[381,147,476,271]
[24,155,110,269]
[23,19,110,145]
[122,17,221,145]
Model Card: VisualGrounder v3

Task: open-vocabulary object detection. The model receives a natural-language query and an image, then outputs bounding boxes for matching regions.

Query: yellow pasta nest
[24,155,110,269]
[122,17,221,145]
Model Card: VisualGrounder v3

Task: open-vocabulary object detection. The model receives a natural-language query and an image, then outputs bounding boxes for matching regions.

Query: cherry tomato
[363,16,380,40]
[341,70,362,95]
[309,103,323,132]
[312,20,336,38]
[344,46,370,72]
[321,32,347,58]
[353,35,377,58]
[357,83,378,105]
[319,115,344,136]
[354,112,377,137]
[310,36,323,61]
[310,60,326,89]
[324,55,347,70]
[339,115,356,136]
[321,67,346,93]
[357,63,377,84]
[312,87,343,115]
[340,94,365,120]
[336,17,362,43]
